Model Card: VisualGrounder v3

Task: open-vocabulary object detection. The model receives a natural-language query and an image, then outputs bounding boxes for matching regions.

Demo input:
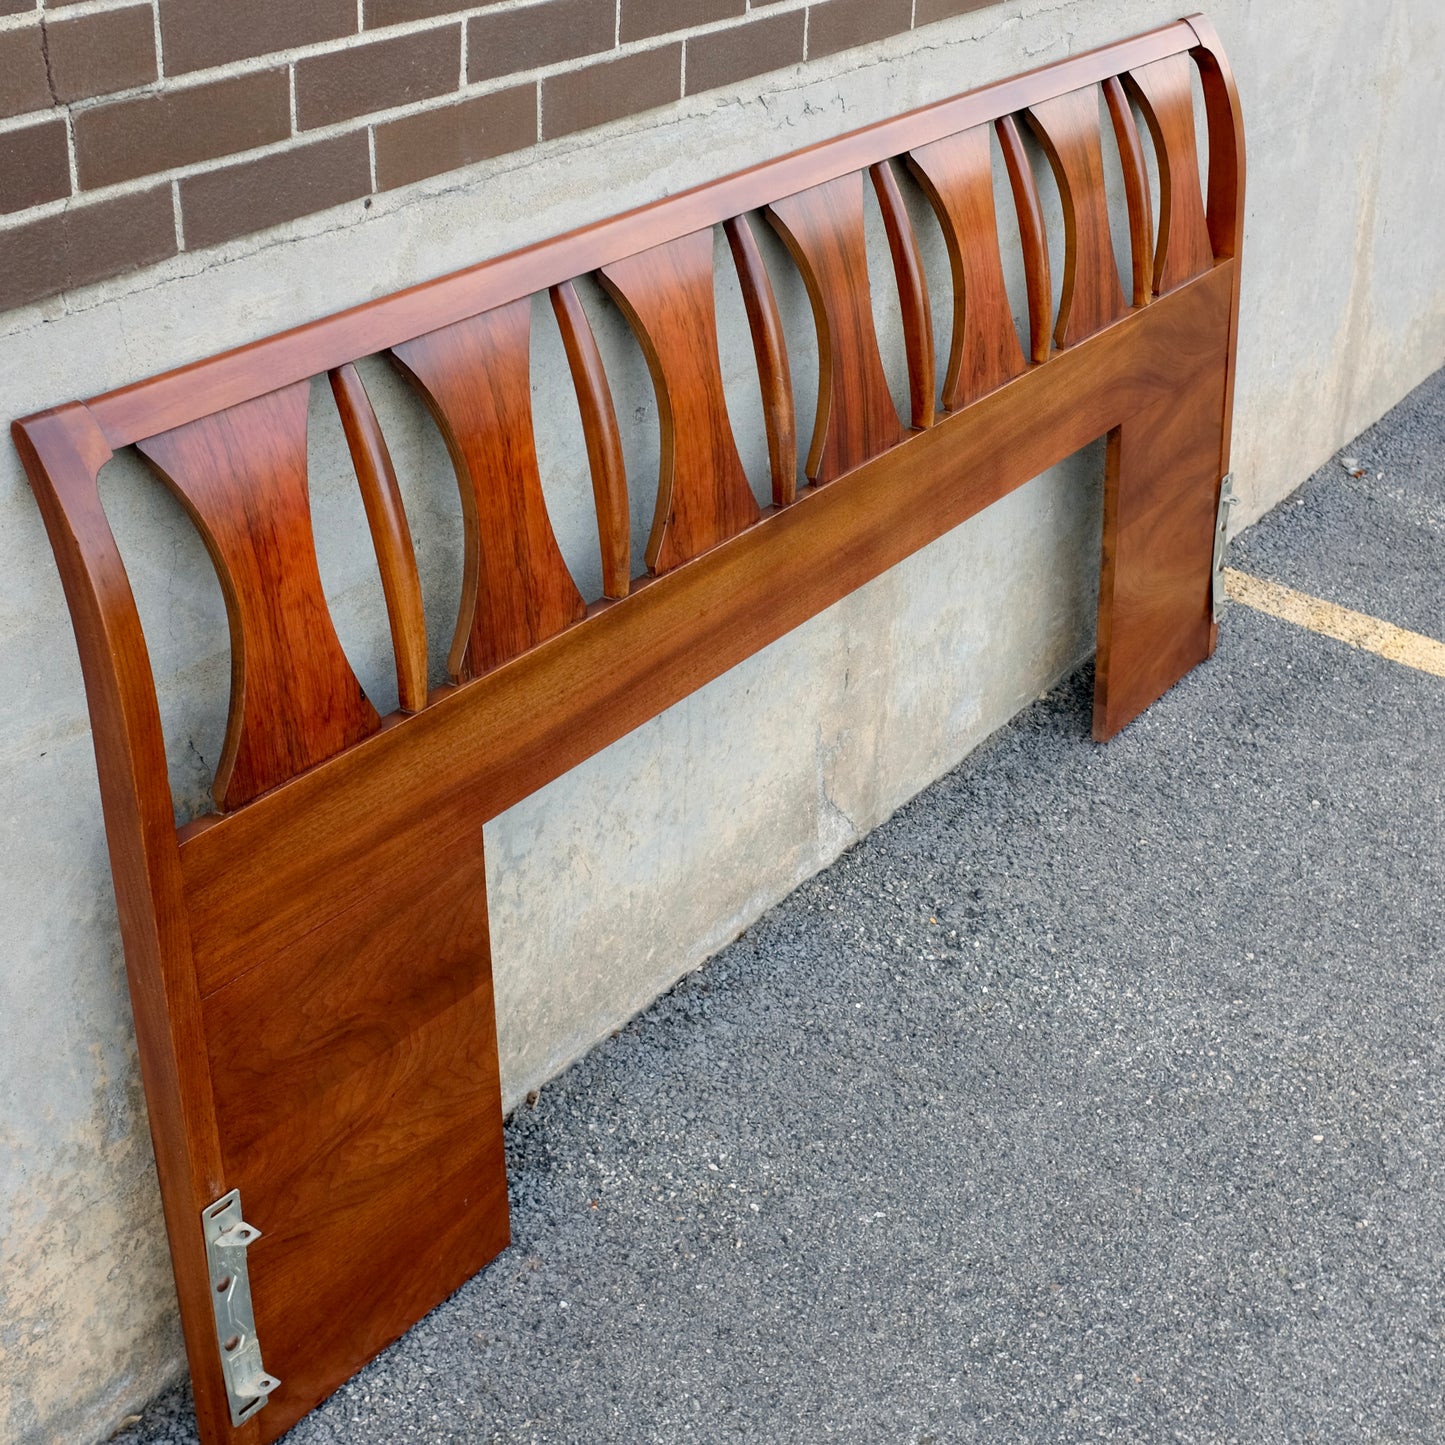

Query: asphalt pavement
[117,366,1444,1445]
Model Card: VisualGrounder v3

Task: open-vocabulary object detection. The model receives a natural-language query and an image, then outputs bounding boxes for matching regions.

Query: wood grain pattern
[724,214,798,507]
[1125,53,1214,295]
[869,160,936,430]
[1025,87,1130,348]
[766,174,905,484]
[994,114,1053,365]
[907,125,1027,411]
[137,384,381,810]
[600,231,762,573]
[392,302,586,679]
[549,280,631,599]
[1102,75,1155,308]
[328,364,430,713]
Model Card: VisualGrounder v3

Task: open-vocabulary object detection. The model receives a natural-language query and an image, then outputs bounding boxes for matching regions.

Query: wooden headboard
[14,17,1243,1442]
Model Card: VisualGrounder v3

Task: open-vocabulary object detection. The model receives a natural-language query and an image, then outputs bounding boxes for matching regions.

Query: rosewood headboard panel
[14,16,1243,1442]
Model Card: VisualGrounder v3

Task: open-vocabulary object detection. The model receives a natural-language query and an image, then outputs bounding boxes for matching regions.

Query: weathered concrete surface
[0,2,1442,1440]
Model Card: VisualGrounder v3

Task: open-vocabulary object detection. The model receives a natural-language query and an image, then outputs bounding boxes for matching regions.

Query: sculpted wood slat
[1126,53,1214,295]
[907,125,1028,411]
[549,280,631,599]
[600,231,761,573]
[137,385,381,810]
[14,23,1245,1444]
[1102,75,1155,308]
[723,214,798,507]
[869,160,936,430]
[1025,87,1130,348]
[392,302,586,679]
[766,174,906,484]
[328,364,430,712]
[994,114,1053,365]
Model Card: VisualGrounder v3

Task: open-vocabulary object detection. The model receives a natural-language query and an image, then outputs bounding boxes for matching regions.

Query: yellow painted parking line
[1224,569,1445,679]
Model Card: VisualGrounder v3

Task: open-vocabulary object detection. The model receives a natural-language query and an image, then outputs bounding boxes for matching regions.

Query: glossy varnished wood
[869,160,936,430]
[907,125,1028,411]
[137,385,381,809]
[392,302,586,678]
[600,231,762,572]
[1102,75,1155,308]
[1025,87,1130,348]
[994,114,1053,365]
[766,175,906,483]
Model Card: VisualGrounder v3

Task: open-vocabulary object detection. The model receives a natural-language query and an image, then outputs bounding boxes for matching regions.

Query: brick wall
[0,0,992,315]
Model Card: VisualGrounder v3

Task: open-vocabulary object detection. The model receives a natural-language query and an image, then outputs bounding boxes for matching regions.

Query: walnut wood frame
[14,18,1243,1443]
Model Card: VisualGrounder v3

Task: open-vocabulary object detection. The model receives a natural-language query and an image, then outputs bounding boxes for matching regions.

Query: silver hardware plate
[202,1189,280,1426]
[1211,471,1237,623]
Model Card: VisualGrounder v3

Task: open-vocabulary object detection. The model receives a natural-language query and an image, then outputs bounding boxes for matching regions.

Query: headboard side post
[12,406,241,1444]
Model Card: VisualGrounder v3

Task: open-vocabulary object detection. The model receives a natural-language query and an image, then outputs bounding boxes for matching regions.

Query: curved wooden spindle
[600,230,761,574]
[392,300,586,681]
[994,114,1053,366]
[1024,87,1129,348]
[328,363,430,714]
[766,174,906,485]
[723,214,798,507]
[868,160,936,430]
[907,125,1027,412]
[549,280,630,599]
[1124,53,1214,295]
[136,381,381,810]
[1102,75,1155,308]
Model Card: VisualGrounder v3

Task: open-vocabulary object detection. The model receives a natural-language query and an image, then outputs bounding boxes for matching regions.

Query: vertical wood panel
[995,114,1053,365]
[869,159,936,430]
[1102,75,1155,309]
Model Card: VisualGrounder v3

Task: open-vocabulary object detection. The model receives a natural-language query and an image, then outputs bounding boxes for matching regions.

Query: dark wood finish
[549,279,631,599]
[869,159,936,430]
[137,384,381,809]
[994,113,1053,365]
[766,174,905,483]
[1125,52,1213,295]
[329,363,430,713]
[724,214,798,507]
[907,125,1027,411]
[600,231,762,573]
[1025,86,1130,349]
[1102,74,1155,309]
[392,302,587,679]
[14,21,1245,1444]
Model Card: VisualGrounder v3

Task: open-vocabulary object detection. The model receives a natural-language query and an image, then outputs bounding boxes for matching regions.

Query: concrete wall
[2,2,1442,1440]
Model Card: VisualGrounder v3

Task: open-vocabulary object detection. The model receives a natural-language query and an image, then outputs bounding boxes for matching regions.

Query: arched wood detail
[1102,75,1155,309]
[907,125,1027,411]
[1124,53,1214,295]
[599,230,762,574]
[328,363,430,713]
[994,114,1053,365]
[1024,87,1129,348]
[136,382,380,810]
[765,174,905,485]
[868,160,936,430]
[549,280,631,599]
[723,215,797,507]
[391,301,586,681]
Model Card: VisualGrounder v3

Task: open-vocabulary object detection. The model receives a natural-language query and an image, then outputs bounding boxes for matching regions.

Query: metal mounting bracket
[202,1190,280,1426]
[1211,472,1237,623]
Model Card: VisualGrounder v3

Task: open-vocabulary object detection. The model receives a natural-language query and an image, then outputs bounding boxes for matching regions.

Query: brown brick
[0,187,175,312]
[45,5,159,104]
[914,0,996,23]
[74,69,290,188]
[295,25,461,130]
[0,23,51,119]
[621,0,744,43]
[685,10,805,94]
[158,0,355,76]
[0,0,37,14]
[0,119,69,215]
[806,0,913,61]
[541,43,681,140]
[375,84,535,190]
[467,0,614,85]
[180,132,371,250]
[366,0,483,27]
